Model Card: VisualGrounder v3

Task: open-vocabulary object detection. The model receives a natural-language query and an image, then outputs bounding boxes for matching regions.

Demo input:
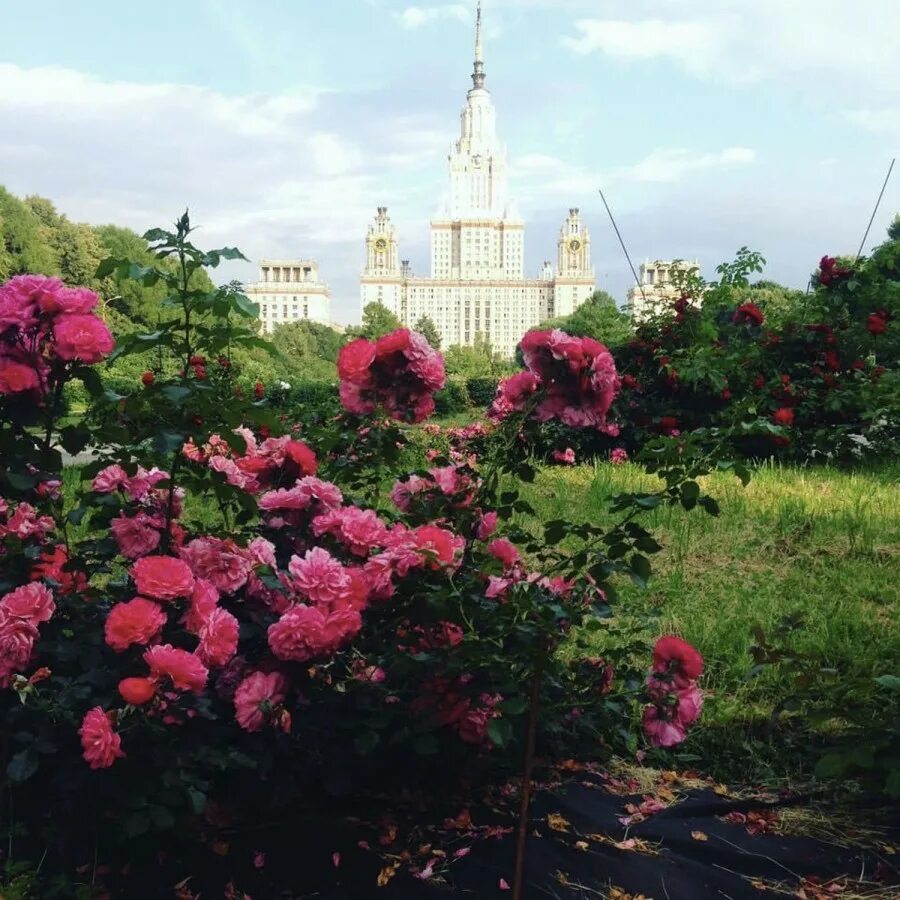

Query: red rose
[119,676,157,705]
[254,381,265,399]
[285,439,318,476]
[131,555,195,601]
[867,313,886,335]
[652,635,704,681]
[823,350,840,371]
[141,370,155,386]
[752,374,766,390]
[772,408,794,427]
[374,328,411,359]
[337,338,376,382]
[732,303,764,326]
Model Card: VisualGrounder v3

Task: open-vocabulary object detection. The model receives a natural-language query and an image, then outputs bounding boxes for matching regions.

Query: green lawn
[520,460,900,780]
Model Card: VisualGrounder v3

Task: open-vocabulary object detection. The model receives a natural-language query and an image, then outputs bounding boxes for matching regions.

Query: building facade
[626,259,701,321]
[244,259,331,334]
[360,3,595,358]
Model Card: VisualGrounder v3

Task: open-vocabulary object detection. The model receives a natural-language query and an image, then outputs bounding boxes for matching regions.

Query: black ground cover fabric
[145,770,898,900]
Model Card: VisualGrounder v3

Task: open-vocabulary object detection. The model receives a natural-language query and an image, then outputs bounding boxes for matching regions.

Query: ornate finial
[472,1,485,89]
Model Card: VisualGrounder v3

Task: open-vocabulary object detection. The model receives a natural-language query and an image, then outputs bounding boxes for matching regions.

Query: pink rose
[131,555,195,601]
[196,607,239,668]
[104,597,167,652]
[79,707,125,769]
[144,643,208,693]
[0,358,40,395]
[288,547,351,610]
[234,671,287,732]
[52,313,115,363]
[2,582,55,626]
[112,512,162,559]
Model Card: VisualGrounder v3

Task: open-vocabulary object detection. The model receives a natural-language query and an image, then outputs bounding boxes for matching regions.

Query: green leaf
[354,730,380,755]
[681,481,700,501]
[486,717,514,748]
[814,752,847,778]
[630,554,652,582]
[499,697,529,716]
[635,494,661,509]
[7,750,38,782]
[152,431,186,454]
[875,674,900,692]
[634,536,663,553]
[544,520,568,544]
[161,385,192,406]
[699,496,720,517]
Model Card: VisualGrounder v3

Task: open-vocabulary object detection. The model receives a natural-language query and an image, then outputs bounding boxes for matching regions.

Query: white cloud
[395,4,471,30]
[560,1,900,100]
[615,147,756,183]
[843,108,900,140]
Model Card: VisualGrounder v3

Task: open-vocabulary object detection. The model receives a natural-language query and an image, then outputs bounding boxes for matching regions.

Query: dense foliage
[0,216,727,894]
[503,231,898,466]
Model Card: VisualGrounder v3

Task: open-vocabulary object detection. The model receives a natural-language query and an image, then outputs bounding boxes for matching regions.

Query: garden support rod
[855,157,895,261]
[512,665,542,900]
[598,186,646,306]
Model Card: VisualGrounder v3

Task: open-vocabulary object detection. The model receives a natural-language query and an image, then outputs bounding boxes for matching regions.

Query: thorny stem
[512,663,542,900]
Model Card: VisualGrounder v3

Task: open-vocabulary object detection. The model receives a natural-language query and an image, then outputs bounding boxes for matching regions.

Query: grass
[518,459,900,781]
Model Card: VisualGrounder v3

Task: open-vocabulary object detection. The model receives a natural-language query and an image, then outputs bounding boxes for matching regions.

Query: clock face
[472,154,482,168]
[374,238,388,251]
[568,238,582,253]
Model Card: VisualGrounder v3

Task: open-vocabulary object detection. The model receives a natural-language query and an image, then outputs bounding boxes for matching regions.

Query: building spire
[471,1,485,89]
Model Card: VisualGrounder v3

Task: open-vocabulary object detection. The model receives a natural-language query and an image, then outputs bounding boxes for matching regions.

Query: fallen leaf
[546,812,571,832]
[691,831,708,842]
[574,840,589,851]
[499,877,511,890]
[377,863,399,887]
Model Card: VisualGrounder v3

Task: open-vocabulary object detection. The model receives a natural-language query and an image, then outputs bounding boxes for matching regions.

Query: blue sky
[2,0,898,323]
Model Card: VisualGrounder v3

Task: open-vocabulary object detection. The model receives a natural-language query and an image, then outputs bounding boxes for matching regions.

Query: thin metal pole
[855,158,895,261]
[598,186,646,305]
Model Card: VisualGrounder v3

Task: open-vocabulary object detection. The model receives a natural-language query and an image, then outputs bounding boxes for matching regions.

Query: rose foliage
[0,215,727,886]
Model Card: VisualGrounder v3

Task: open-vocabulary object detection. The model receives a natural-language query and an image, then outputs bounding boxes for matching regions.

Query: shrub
[465,375,498,407]
[433,375,471,416]
[0,215,725,892]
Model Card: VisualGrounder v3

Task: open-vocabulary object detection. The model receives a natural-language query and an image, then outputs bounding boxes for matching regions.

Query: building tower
[553,208,594,317]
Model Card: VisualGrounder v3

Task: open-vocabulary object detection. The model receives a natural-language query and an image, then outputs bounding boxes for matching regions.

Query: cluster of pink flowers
[610,447,629,465]
[642,635,704,748]
[183,427,317,494]
[489,329,620,430]
[389,463,480,513]
[0,498,55,544]
[0,582,55,687]
[92,464,185,559]
[0,275,114,396]
[412,675,502,746]
[337,328,446,423]
[552,448,576,465]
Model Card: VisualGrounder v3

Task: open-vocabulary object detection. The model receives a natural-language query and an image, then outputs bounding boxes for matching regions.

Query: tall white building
[245,259,331,334]
[626,259,701,321]
[360,3,595,357]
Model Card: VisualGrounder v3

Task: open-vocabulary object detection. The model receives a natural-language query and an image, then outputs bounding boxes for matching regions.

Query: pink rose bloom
[552,448,576,465]
[111,512,162,559]
[288,547,351,609]
[411,525,464,572]
[0,358,40,395]
[196,607,239,668]
[182,578,220,634]
[458,694,500,746]
[674,684,704,726]
[338,380,375,416]
[2,582,55,625]
[247,537,277,568]
[92,464,129,493]
[52,313,114,363]
[180,537,252,594]
[79,707,125,769]
[234,671,287,732]
[104,597,167,652]
[131,555,195,601]
[642,705,688,748]
[389,475,430,512]
[5,503,55,540]
[487,538,520,570]
[485,575,514,600]
[268,605,362,662]
[144,643,208,693]
[337,338,376,382]
[476,511,498,541]
[652,635,704,682]
[0,608,38,687]
[124,466,169,502]
[0,274,56,329]
[39,285,98,315]
[610,448,628,465]
[312,507,390,557]
[208,454,253,490]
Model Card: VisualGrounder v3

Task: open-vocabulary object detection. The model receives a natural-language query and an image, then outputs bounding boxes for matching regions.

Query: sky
[2,0,898,324]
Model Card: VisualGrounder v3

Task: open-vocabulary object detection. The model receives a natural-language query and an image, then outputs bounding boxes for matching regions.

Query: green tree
[269,319,343,380]
[537,289,633,348]
[349,302,403,340]
[25,195,104,288]
[0,186,58,278]
[444,332,513,377]
[414,315,442,349]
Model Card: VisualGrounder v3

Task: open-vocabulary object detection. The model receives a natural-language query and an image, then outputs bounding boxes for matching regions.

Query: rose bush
[513,230,899,466]
[0,215,723,890]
